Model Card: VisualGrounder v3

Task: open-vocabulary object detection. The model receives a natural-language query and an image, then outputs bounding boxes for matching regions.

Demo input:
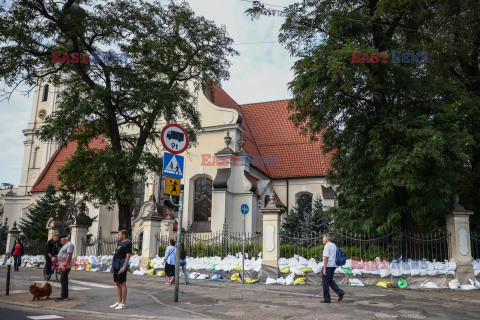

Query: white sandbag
[419,269,427,276]
[291,266,305,276]
[343,259,353,269]
[469,278,480,289]
[352,269,362,276]
[266,277,277,285]
[449,279,460,289]
[426,261,434,271]
[433,261,444,270]
[380,268,390,278]
[410,269,420,277]
[190,272,200,279]
[427,270,438,276]
[285,273,295,285]
[277,277,286,285]
[307,258,317,269]
[421,281,439,289]
[448,260,457,271]
[313,263,323,274]
[460,284,477,290]
[349,278,365,287]
[197,274,209,280]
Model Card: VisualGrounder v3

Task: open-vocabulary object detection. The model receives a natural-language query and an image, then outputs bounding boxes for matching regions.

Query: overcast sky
[0,0,296,186]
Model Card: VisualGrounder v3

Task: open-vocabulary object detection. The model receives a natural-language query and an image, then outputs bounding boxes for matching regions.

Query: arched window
[32,147,40,168]
[194,177,212,222]
[296,193,313,214]
[42,84,49,102]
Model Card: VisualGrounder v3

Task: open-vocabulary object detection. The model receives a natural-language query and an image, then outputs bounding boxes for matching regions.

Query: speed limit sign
[161,124,189,154]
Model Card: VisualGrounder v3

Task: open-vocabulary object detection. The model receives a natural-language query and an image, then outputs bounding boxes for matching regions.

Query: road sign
[165,177,181,196]
[241,204,249,215]
[163,152,184,179]
[161,124,189,154]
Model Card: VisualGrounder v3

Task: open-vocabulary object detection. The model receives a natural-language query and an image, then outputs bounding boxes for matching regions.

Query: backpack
[335,245,346,266]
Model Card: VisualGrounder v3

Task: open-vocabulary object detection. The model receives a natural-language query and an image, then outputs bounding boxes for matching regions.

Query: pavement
[0,266,479,319]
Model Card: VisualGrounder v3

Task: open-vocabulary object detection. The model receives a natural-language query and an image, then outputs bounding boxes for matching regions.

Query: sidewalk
[1,266,479,319]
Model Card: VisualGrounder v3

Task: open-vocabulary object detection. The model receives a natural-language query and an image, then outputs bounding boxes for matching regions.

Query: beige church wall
[272,177,335,214]
[1,196,32,226]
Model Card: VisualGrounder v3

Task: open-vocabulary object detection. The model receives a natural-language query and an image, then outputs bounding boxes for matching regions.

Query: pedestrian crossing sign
[165,177,181,196]
[163,152,184,179]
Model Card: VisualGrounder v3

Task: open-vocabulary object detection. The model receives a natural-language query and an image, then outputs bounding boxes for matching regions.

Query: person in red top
[11,239,24,271]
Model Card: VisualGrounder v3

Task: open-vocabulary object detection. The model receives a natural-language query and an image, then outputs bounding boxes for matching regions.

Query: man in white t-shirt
[322,234,344,303]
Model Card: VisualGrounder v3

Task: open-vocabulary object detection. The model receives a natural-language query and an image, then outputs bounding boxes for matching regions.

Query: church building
[1,79,335,241]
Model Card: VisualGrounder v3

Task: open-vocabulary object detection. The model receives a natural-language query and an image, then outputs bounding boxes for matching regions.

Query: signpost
[161,123,188,303]
[240,203,249,284]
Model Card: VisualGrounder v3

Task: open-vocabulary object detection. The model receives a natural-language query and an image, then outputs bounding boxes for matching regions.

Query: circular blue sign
[241,204,249,215]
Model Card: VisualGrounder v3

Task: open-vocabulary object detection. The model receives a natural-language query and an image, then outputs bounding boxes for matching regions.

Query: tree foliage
[282,195,331,235]
[0,0,237,235]
[18,184,69,242]
[247,0,471,233]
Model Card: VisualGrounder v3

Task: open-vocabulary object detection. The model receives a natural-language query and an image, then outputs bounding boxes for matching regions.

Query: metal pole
[242,213,245,284]
[6,265,11,295]
[174,188,184,302]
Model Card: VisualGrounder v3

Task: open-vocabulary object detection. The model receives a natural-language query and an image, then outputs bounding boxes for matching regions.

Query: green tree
[424,0,480,232]
[0,0,237,236]
[282,195,330,235]
[18,184,60,242]
[247,0,470,233]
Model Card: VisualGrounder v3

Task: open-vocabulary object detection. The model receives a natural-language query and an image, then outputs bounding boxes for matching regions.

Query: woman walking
[163,239,176,284]
[11,239,24,271]
[180,242,189,284]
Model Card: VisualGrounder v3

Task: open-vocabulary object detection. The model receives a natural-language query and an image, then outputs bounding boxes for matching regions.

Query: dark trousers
[60,268,71,299]
[13,255,21,270]
[45,256,52,274]
[322,267,342,302]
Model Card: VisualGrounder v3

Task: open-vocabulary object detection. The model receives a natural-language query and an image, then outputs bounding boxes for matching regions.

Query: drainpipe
[286,179,289,212]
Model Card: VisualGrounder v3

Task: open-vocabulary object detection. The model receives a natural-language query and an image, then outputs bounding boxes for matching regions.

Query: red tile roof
[205,83,332,178]
[31,137,109,193]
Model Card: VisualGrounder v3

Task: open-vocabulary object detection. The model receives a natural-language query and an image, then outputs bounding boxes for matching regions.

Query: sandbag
[156,270,166,277]
[398,278,408,289]
[280,267,290,274]
[341,267,352,275]
[349,278,365,286]
[231,273,241,281]
[266,277,277,285]
[376,281,392,288]
[294,277,306,285]
[276,277,286,285]
[233,264,242,271]
[449,279,460,289]
[246,278,258,284]
[421,281,439,289]
[145,268,155,275]
[210,264,217,270]
[211,274,222,280]
[469,278,480,289]
[301,267,313,273]
[285,273,295,285]
[380,268,390,278]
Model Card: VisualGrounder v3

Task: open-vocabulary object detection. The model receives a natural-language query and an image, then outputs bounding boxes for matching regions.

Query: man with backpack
[321,234,345,303]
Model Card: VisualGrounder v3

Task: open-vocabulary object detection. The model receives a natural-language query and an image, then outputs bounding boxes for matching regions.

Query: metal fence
[82,231,142,256]
[280,230,451,262]
[472,232,480,260]
[155,228,262,259]
[22,239,45,255]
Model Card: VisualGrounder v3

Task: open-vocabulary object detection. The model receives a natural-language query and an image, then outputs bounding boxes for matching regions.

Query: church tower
[17,79,59,196]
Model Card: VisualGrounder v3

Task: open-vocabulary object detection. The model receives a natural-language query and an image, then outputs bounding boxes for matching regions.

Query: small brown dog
[29,282,52,301]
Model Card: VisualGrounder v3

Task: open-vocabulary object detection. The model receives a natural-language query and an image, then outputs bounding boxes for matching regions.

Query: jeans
[322,267,342,302]
[13,255,21,270]
[60,268,71,299]
[180,259,189,284]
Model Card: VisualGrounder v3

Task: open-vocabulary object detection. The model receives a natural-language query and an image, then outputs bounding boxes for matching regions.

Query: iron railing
[472,232,480,260]
[280,230,451,262]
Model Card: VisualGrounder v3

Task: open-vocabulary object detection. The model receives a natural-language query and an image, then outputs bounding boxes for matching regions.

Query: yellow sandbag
[301,267,313,273]
[294,277,306,285]
[156,270,165,277]
[145,268,155,275]
[149,261,154,268]
[246,278,258,283]
[231,273,241,281]
[376,281,392,288]
[280,267,290,274]
[233,264,242,271]
[86,263,93,271]
[40,264,45,268]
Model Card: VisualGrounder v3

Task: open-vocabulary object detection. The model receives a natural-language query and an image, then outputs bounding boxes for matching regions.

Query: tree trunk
[393,186,418,233]
[117,202,132,237]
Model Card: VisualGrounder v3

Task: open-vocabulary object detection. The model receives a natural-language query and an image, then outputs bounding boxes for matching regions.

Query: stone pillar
[46,207,63,239]
[140,200,163,269]
[6,221,21,255]
[446,196,475,284]
[259,192,285,279]
[161,217,175,240]
[69,203,93,258]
